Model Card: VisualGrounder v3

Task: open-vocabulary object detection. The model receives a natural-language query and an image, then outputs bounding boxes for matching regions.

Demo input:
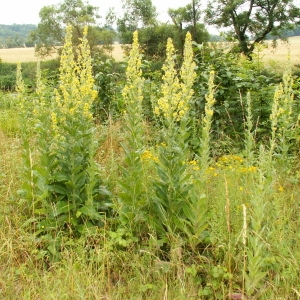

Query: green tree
[29,0,100,57]
[117,0,157,44]
[205,0,300,57]
[0,24,36,48]
[169,0,209,54]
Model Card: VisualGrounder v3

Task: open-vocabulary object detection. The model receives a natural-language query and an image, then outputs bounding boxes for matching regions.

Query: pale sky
[0,0,203,25]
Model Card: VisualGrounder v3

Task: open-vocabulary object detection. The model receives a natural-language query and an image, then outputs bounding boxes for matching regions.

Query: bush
[191,43,279,152]
[0,59,60,91]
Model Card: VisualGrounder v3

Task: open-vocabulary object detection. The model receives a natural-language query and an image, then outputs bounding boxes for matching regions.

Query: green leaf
[53,172,69,182]
[78,206,101,220]
[48,184,67,195]
[54,201,70,216]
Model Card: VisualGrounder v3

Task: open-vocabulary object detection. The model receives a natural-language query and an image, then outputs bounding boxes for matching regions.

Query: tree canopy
[205,0,300,57]
[117,0,209,58]
[29,0,101,57]
[168,0,209,54]
[0,24,36,48]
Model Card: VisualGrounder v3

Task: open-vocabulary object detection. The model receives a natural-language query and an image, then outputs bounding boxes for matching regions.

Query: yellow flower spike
[180,32,196,117]
[56,25,96,122]
[122,31,144,110]
[16,63,26,110]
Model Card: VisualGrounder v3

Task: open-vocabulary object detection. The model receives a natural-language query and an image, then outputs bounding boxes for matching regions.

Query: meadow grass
[1,86,300,299]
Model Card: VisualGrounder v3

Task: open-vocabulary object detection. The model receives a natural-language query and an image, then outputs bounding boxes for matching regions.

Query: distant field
[259,36,300,68]
[0,47,56,62]
[0,38,299,67]
[0,45,126,63]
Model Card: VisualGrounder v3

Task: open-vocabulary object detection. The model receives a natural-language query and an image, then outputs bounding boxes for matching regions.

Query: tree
[29,0,100,57]
[117,0,157,44]
[169,0,202,42]
[205,0,300,57]
[168,0,209,54]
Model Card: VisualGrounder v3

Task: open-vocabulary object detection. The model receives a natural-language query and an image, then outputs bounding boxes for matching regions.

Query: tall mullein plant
[118,31,146,233]
[35,26,100,235]
[32,61,53,216]
[187,70,216,252]
[152,33,196,238]
[243,145,270,297]
[276,71,295,167]
[268,71,295,171]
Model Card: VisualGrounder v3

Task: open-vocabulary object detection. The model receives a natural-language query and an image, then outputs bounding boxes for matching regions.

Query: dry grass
[101,44,126,62]
[0,44,126,63]
[0,47,56,62]
[258,36,300,69]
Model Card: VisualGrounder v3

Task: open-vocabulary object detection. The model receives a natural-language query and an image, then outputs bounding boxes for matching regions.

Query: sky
[0,0,202,25]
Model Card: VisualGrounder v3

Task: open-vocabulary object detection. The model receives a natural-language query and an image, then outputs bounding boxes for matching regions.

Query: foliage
[118,0,209,59]
[192,43,278,151]
[17,26,109,262]
[117,0,158,49]
[0,59,60,91]
[92,56,125,120]
[168,0,209,53]
[0,24,36,48]
[118,0,157,33]
[205,0,300,57]
[29,0,101,58]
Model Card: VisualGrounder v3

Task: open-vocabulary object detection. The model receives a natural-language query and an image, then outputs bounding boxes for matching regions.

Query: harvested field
[0,44,126,63]
[259,36,300,69]
[0,47,56,62]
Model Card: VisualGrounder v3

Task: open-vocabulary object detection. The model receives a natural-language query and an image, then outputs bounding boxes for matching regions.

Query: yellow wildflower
[154,32,196,122]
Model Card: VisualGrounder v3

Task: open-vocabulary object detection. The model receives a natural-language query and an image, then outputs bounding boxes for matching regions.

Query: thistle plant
[118,31,147,234]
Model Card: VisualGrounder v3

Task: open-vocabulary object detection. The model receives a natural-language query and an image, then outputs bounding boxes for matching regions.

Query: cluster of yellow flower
[217,155,244,165]
[213,155,258,174]
[154,32,196,123]
[122,31,144,107]
[187,160,200,171]
[51,25,97,136]
[239,166,258,173]
[141,150,159,162]
[203,70,216,122]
